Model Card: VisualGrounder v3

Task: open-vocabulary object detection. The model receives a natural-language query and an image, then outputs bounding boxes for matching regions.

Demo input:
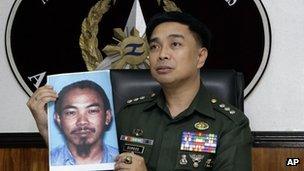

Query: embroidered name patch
[180,132,217,153]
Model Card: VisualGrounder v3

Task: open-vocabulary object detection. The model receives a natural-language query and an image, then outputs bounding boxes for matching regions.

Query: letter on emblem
[41,0,49,5]
[27,72,46,88]
[125,43,145,56]
[225,0,237,6]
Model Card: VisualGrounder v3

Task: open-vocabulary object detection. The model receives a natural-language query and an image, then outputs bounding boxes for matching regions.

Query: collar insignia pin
[194,121,209,131]
[151,93,156,97]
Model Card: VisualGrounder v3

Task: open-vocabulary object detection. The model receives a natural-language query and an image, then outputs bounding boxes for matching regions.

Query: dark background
[7,0,269,96]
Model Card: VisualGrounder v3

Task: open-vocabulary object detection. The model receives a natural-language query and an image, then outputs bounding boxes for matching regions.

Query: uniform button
[151,93,156,97]
[230,110,236,114]
[139,96,145,100]
[133,98,139,101]
[127,99,133,103]
[219,104,225,108]
[211,99,217,103]
[224,107,230,111]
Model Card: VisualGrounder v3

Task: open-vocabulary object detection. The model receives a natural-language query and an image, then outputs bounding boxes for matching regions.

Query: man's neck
[162,76,201,118]
[68,141,103,164]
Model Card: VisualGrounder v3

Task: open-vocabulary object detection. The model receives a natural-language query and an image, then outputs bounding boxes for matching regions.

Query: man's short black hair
[55,80,111,115]
[146,11,211,50]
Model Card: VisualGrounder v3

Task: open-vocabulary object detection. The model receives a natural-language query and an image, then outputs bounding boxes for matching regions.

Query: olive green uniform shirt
[117,84,252,171]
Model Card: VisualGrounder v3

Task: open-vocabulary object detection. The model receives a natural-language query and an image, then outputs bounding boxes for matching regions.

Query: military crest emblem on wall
[5,0,271,97]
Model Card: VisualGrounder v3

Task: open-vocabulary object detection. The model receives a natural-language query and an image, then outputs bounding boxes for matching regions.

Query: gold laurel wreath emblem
[79,0,181,71]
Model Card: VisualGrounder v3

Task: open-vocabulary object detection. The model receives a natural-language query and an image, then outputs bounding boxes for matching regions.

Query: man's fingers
[40,96,58,103]
[36,91,58,102]
[35,89,57,100]
[115,152,147,171]
[116,152,135,163]
[27,85,58,118]
[115,152,134,170]
[28,93,57,108]
[32,85,53,97]
[28,86,58,107]
[114,162,131,170]
[36,97,57,108]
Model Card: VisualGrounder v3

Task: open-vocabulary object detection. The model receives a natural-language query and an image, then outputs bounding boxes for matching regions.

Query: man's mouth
[156,66,173,74]
[71,127,95,136]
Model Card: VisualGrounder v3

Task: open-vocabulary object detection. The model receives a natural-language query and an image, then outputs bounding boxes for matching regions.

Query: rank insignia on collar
[179,154,188,165]
[180,132,217,153]
[194,121,209,131]
[189,154,204,168]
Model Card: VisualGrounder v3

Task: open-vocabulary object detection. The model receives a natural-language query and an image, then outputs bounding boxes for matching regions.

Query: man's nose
[159,47,170,60]
[76,112,89,126]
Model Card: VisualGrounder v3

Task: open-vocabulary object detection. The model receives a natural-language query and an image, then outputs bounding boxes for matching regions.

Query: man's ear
[55,112,61,128]
[105,110,112,126]
[197,47,208,69]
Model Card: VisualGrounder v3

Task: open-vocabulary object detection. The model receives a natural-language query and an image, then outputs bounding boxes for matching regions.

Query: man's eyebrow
[149,34,185,43]
[62,103,102,111]
[86,103,102,109]
[168,34,185,39]
[62,105,76,111]
[149,37,159,44]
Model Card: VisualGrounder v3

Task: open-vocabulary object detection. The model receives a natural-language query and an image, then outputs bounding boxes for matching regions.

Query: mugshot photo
[47,70,118,170]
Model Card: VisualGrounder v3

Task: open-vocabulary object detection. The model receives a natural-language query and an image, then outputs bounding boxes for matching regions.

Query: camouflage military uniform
[117,83,252,171]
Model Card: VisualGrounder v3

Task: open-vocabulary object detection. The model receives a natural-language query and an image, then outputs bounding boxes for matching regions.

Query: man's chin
[76,142,92,156]
[154,76,176,86]
[152,72,173,83]
[72,137,93,146]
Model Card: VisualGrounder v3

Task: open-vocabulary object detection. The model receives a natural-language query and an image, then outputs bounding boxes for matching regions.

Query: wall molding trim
[252,131,304,148]
[0,133,46,148]
[1,132,304,148]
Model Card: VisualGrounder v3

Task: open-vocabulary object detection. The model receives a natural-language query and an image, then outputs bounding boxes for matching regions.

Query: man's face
[148,22,208,86]
[55,88,111,147]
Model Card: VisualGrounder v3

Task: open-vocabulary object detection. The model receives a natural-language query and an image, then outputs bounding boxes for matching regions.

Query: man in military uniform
[27,12,251,170]
[114,12,252,171]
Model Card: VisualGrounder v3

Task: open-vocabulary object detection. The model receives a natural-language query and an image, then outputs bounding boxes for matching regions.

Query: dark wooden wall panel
[252,148,304,171]
[0,148,48,171]
[0,148,303,171]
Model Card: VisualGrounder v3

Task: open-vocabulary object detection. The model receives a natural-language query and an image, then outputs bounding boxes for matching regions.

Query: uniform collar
[143,82,216,120]
[142,91,165,111]
[192,83,216,119]
[61,144,76,165]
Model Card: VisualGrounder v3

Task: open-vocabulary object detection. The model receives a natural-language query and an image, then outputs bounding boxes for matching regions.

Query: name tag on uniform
[180,131,217,153]
[123,143,145,154]
[120,135,154,145]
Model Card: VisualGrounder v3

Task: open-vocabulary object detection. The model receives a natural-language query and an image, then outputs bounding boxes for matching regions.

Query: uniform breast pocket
[174,151,215,171]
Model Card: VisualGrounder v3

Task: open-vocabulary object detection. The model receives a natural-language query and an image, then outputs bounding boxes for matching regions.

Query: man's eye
[63,111,76,117]
[149,44,158,50]
[172,42,181,47]
[88,108,101,114]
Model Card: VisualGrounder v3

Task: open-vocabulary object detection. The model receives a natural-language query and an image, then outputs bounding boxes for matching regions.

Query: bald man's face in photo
[55,88,111,147]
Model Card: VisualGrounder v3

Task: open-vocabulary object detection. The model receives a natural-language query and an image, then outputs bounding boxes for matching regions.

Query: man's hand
[26,85,58,145]
[115,152,148,171]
